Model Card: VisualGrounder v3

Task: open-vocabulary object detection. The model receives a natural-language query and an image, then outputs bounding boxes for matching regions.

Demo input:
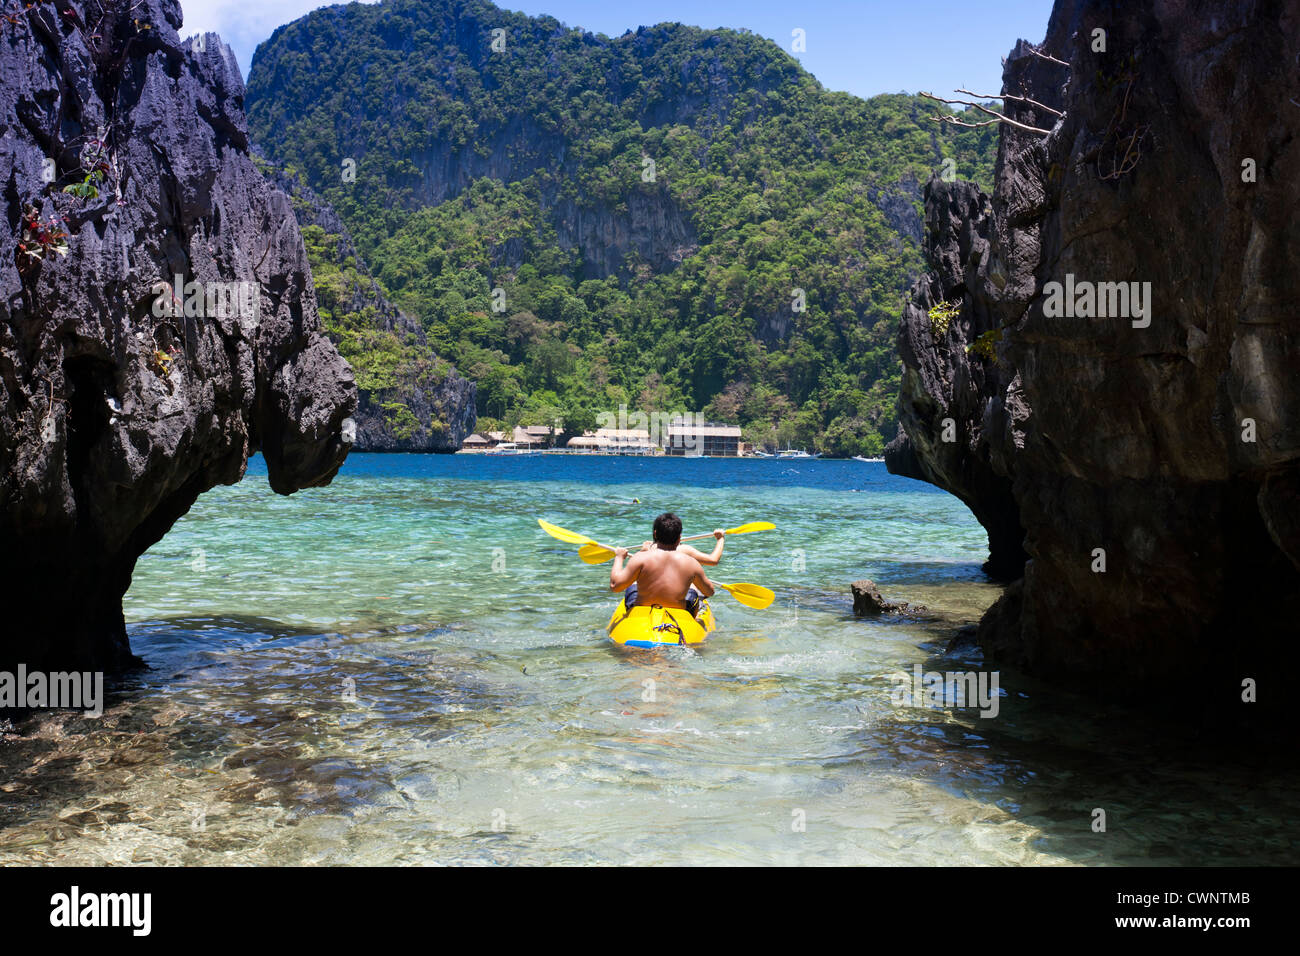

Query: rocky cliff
[0,0,356,674]
[885,175,1029,580]
[890,0,1300,718]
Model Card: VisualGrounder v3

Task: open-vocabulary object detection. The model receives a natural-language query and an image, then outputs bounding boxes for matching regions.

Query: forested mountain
[246,0,997,454]
[259,159,478,450]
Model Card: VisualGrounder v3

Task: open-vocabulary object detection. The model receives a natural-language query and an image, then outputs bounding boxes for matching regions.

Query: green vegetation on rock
[248,0,997,455]
[927,299,963,342]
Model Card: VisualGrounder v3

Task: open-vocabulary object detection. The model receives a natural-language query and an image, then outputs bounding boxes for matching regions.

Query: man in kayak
[610,513,721,617]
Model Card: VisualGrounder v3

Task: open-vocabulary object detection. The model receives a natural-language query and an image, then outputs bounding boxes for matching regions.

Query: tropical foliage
[247,0,997,455]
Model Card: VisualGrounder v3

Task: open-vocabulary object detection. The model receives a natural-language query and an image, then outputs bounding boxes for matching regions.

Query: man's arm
[691,558,716,598]
[610,548,641,592]
[685,529,726,566]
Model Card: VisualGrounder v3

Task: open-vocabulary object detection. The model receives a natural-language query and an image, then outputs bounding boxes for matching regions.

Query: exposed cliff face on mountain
[0,0,356,674]
[551,192,698,280]
[890,0,1300,718]
[245,0,1000,456]
[268,166,476,450]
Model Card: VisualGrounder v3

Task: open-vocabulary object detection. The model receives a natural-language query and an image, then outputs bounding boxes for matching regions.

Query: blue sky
[181,0,1054,99]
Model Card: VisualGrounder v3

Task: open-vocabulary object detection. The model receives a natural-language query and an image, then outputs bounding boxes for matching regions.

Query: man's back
[628,547,703,609]
[610,511,717,610]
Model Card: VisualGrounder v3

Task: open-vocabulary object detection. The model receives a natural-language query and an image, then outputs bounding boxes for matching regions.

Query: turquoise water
[0,455,1294,865]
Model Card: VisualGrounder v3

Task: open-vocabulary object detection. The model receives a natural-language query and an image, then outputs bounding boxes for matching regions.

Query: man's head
[652,512,682,548]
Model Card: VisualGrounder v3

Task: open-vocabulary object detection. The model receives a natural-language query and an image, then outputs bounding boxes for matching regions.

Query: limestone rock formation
[0,0,356,674]
[885,175,1029,580]
[890,0,1300,717]
[552,190,699,280]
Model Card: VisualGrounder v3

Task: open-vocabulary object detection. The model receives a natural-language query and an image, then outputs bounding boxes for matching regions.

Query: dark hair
[653,512,682,547]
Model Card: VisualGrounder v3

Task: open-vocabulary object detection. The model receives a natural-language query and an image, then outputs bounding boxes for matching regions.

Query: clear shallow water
[0,455,1294,865]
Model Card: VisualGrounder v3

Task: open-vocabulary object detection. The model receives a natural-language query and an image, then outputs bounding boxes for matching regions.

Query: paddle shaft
[619,530,727,553]
[621,521,773,552]
[540,520,774,610]
[543,521,715,553]
[580,532,731,567]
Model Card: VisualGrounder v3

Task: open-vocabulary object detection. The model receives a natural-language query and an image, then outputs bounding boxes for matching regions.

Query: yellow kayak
[606,601,716,648]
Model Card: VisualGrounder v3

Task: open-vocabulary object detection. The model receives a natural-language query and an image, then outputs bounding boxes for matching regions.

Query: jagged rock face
[350,372,476,451]
[886,176,1029,579]
[270,167,476,451]
[406,132,700,280]
[892,0,1300,715]
[869,175,925,248]
[552,193,698,280]
[887,31,1064,580]
[0,0,356,673]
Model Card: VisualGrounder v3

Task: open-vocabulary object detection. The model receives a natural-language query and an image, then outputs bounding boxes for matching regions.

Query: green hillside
[246,0,997,455]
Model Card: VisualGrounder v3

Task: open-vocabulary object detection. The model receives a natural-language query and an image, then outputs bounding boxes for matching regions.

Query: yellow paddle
[538,518,776,611]
[537,518,610,547]
[537,518,587,544]
[576,521,776,565]
[711,581,775,610]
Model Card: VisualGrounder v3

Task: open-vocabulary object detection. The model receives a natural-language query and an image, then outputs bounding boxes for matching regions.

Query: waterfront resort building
[664,420,743,457]
[595,428,656,454]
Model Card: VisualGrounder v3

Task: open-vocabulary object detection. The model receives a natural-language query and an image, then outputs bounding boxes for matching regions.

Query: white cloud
[178,0,376,77]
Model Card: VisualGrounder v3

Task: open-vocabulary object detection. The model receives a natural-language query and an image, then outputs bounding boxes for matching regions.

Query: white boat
[853,455,885,463]
[485,442,540,456]
[777,449,818,459]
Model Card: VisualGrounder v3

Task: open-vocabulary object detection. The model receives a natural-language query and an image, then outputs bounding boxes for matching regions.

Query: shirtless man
[609,513,720,615]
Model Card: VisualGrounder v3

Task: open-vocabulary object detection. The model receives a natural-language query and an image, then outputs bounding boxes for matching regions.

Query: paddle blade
[578,543,616,564]
[717,581,775,610]
[537,518,595,546]
[725,521,776,535]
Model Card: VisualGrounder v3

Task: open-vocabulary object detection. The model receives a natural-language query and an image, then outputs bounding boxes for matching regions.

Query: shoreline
[450,448,885,461]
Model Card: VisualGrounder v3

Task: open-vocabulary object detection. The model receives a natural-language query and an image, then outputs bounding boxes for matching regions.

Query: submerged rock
[889,0,1300,718]
[851,579,925,616]
[0,0,356,673]
[852,580,891,615]
[946,624,980,654]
